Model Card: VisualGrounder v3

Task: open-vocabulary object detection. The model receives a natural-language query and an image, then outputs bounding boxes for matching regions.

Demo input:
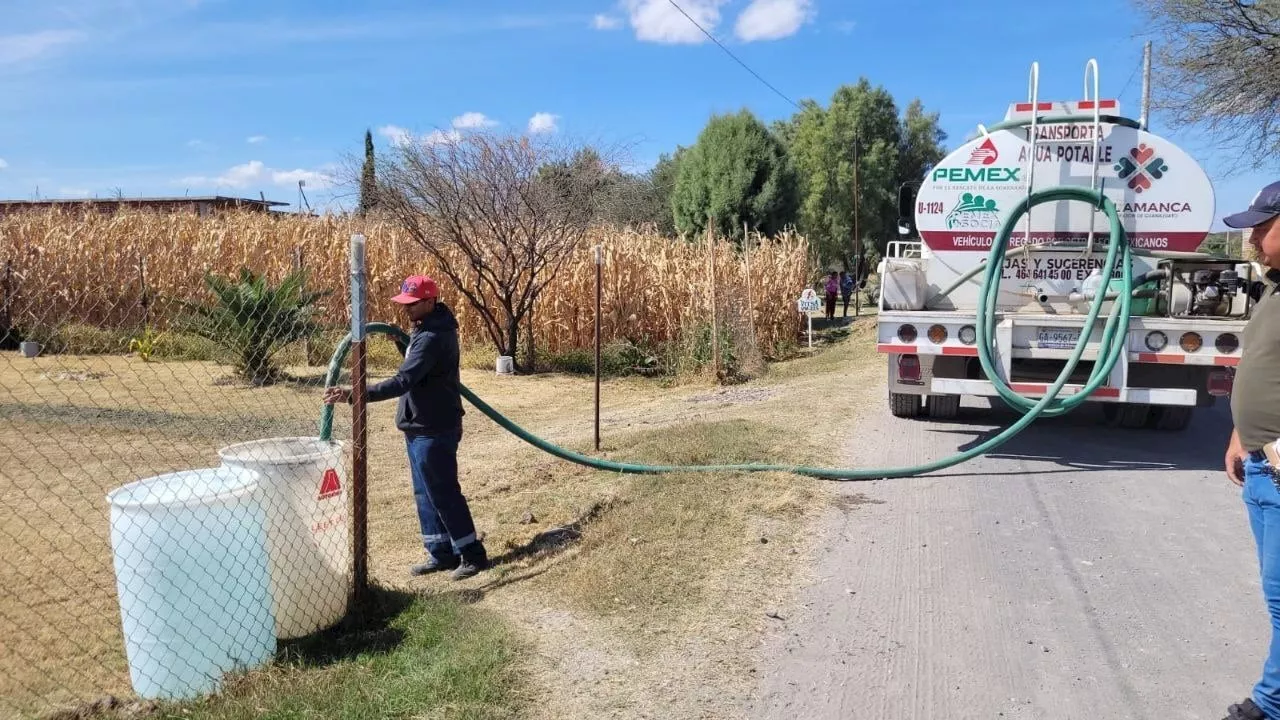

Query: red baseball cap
[391,275,439,304]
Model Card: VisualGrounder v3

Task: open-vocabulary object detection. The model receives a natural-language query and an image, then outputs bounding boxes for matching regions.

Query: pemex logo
[966,138,998,166]
[1114,143,1169,193]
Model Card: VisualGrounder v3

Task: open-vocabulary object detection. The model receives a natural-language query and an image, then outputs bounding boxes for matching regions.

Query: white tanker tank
[874,59,1256,430]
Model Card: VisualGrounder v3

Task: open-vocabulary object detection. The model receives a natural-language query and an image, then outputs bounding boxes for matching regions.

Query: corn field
[0,209,810,364]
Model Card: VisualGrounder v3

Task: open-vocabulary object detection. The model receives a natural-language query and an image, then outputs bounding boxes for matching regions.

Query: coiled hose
[318,185,1131,480]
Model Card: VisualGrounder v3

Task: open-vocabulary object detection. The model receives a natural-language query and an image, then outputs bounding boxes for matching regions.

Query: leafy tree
[671,109,799,243]
[181,267,329,385]
[784,80,904,269]
[1131,0,1280,167]
[359,129,377,214]
[897,98,948,190]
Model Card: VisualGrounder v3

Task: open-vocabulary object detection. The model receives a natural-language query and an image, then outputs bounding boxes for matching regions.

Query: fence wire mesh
[0,208,810,718]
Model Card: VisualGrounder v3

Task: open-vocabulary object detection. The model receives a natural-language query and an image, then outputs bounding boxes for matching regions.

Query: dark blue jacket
[367,302,465,435]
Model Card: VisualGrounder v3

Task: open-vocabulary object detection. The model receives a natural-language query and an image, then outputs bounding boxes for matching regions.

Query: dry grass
[1,310,880,719]
[1,208,809,362]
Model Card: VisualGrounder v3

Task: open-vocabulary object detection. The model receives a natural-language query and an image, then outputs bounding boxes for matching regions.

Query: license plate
[1037,327,1081,349]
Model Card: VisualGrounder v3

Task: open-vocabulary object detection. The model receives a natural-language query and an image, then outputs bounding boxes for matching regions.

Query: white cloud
[592,14,622,30]
[451,112,498,129]
[527,113,559,134]
[424,129,463,146]
[834,20,856,34]
[378,124,413,146]
[734,0,814,42]
[247,135,267,144]
[0,29,86,65]
[0,158,8,170]
[624,0,725,44]
[272,169,330,188]
[178,160,333,190]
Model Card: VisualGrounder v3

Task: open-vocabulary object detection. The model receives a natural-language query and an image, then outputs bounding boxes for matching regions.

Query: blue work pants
[405,430,478,561]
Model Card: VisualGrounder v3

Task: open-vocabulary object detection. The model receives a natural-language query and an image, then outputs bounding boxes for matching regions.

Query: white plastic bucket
[107,466,276,701]
[496,355,514,374]
[217,437,350,639]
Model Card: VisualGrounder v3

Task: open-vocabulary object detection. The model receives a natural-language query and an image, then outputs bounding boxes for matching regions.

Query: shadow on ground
[898,397,1232,477]
[281,584,418,667]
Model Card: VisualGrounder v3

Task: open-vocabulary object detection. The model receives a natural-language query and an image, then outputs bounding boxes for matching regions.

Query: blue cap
[1224,180,1280,229]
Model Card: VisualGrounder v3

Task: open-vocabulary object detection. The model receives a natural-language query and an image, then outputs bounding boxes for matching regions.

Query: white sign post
[797,288,821,348]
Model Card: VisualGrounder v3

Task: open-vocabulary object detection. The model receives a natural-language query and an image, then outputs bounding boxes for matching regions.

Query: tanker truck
[875,60,1256,431]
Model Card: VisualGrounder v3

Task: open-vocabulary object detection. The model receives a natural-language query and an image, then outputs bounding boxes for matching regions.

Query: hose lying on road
[317,185,1132,481]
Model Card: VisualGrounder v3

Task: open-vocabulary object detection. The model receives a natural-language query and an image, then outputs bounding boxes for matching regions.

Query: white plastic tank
[881,258,928,310]
[107,466,276,701]
[217,437,350,639]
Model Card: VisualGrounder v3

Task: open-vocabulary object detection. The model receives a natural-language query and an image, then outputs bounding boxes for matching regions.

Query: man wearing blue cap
[1222,180,1280,720]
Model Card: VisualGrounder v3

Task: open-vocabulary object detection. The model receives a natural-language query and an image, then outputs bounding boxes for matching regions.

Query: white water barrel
[217,437,350,639]
[107,467,276,700]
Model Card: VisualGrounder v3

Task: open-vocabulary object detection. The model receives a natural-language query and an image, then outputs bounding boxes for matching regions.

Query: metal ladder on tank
[1020,59,1108,261]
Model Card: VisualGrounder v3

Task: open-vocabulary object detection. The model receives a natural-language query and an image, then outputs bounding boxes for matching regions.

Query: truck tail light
[1180,332,1203,352]
[1216,333,1240,354]
[898,354,921,382]
[1144,330,1168,351]
[897,324,917,343]
[958,325,977,345]
[1208,369,1234,397]
[927,324,947,344]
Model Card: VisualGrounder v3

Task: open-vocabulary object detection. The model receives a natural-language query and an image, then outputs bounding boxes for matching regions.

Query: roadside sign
[797,288,822,313]
[797,289,820,348]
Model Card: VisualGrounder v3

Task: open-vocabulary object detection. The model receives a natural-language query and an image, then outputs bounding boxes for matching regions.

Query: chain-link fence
[0,227,361,719]
[0,208,810,718]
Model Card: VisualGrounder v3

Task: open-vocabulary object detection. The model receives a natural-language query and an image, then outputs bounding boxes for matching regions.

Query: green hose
[318,186,1130,481]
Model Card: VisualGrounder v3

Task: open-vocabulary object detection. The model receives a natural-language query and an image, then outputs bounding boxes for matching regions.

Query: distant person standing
[840,271,855,318]
[1220,180,1280,720]
[824,271,839,321]
[324,275,488,581]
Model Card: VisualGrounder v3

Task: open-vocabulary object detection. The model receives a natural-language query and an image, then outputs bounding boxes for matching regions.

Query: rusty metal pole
[349,233,369,604]
[593,244,602,451]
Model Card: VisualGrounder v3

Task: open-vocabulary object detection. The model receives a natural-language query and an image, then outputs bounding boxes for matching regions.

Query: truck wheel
[1152,405,1193,431]
[890,392,921,418]
[1103,403,1152,429]
[925,394,961,419]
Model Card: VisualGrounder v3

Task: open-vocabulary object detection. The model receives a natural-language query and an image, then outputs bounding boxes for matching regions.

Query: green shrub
[178,267,330,385]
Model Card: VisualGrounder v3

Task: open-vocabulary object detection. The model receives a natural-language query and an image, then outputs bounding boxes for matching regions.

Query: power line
[665,0,800,109]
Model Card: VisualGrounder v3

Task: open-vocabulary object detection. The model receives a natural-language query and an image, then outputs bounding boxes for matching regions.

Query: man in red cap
[325,274,488,580]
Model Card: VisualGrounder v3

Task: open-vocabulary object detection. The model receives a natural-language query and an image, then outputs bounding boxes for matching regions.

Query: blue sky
[1,0,1274,230]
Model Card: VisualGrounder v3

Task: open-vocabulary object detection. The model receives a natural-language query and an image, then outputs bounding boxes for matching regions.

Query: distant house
[0,195,289,218]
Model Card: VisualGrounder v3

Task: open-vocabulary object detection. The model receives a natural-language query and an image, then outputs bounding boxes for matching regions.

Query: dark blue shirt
[367,302,465,435]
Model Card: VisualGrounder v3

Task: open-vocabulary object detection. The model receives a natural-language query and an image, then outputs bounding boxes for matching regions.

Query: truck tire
[925,394,961,419]
[890,392,921,418]
[1152,405,1193,431]
[1103,403,1152,429]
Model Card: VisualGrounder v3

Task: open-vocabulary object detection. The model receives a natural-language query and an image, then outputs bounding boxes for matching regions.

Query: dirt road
[749,396,1268,720]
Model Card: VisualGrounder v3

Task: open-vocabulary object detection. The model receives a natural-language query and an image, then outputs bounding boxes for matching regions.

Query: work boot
[1224,698,1266,720]
[409,554,459,576]
[451,541,489,581]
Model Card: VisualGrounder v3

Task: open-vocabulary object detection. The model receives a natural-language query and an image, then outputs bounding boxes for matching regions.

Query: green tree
[359,129,377,215]
[671,109,799,243]
[784,79,905,269]
[897,98,948,190]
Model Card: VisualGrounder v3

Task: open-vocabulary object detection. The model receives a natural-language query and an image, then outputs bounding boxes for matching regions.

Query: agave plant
[181,267,330,385]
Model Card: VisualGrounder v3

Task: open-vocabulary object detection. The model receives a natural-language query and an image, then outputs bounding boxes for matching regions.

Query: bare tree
[1133,0,1280,167]
[374,132,613,372]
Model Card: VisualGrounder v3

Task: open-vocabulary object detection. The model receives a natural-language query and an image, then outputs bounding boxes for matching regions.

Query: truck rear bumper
[926,378,1198,406]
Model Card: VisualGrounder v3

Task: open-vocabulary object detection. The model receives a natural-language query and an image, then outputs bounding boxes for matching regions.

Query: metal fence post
[349,233,369,603]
